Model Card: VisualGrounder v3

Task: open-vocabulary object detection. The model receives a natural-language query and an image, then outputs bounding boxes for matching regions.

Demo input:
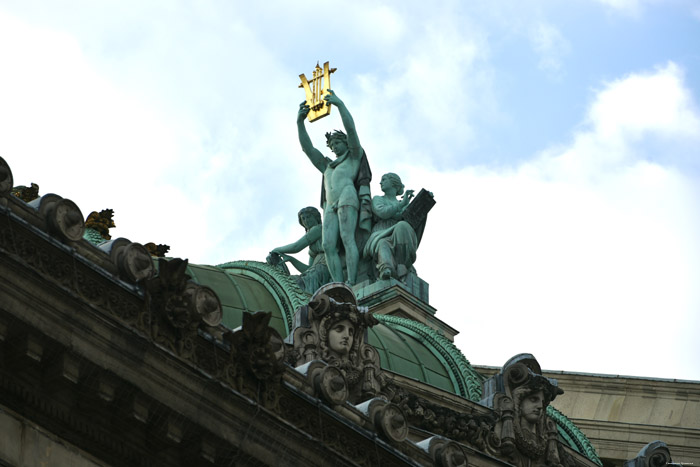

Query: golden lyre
[299,62,337,122]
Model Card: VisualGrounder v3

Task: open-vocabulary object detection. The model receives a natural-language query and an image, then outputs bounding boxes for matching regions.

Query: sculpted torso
[323,155,360,207]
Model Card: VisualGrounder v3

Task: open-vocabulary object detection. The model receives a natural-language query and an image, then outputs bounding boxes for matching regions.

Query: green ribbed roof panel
[185,261,307,337]
[374,315,484,400]
[548,406,602,466]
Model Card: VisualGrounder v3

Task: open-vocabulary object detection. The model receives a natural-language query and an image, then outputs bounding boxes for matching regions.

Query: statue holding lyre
[297,63,372,285]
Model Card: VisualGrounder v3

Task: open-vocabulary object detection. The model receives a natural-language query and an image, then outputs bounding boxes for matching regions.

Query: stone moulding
[376,314,484,401]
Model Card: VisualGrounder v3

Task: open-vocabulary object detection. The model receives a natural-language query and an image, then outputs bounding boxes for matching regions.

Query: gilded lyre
[299,62,337,122]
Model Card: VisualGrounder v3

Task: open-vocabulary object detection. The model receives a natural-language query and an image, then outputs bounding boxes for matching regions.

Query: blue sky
[1,0,699,381]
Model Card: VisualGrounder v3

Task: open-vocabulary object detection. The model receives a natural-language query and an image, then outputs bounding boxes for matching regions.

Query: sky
[1,0,699,381]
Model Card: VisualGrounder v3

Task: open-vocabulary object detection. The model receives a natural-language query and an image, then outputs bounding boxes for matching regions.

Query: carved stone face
[520,390,545,425]
[328,319,354,357]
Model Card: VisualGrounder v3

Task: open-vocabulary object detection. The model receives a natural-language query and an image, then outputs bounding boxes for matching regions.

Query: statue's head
[380,172,404,196]
[325,130,348,156]
[297,206,321,230]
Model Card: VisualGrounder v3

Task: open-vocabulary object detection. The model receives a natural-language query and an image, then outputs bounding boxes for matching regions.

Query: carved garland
[376,314,483,400]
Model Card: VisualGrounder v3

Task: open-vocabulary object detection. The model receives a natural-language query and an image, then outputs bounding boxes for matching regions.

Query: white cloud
[0,6,318,262]
[588,63,700,143]
[410,63,700,379]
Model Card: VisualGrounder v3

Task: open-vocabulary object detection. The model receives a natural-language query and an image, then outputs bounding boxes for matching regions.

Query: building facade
[0,155,696,466]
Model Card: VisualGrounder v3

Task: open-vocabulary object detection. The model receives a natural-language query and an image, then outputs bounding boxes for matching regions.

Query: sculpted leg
[338,205,359,285]
[322,209,344,283]
[376,241,394,280]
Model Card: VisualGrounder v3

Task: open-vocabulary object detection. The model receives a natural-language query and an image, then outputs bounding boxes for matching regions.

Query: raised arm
[297,101,327,172]
[324,90,361,156]
[271,235,311,256]
[271,224,322,255]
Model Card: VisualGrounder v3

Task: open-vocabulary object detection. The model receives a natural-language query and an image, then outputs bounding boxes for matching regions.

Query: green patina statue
[364,173,418,281]
[297,90,371,285]
[268,206,331,294]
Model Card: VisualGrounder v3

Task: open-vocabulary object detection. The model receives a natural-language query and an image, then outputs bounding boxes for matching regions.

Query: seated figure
[268,207,331,294]
[363,173,418,281]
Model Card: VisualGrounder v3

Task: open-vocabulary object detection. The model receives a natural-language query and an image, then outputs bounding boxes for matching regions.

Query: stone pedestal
[354,274,458,342]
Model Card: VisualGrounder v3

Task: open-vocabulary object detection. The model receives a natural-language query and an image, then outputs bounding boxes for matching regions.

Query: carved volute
[624,441,673,467]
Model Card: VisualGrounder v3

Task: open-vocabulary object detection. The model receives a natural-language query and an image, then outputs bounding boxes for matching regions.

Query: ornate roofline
[376,314,484,400]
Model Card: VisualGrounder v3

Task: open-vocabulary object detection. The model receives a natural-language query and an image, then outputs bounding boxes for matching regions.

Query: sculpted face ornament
[328,319,355,358]
[289,283,385,403]
[519,390,544,430]
[480,354,566,466]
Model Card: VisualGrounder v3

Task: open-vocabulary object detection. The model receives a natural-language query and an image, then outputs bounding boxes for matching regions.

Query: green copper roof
[374,315,484,400]
[186,261,308,336]
[547,406,603,466]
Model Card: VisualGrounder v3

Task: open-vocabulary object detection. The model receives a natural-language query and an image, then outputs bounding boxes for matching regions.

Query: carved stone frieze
[390,386,497,450]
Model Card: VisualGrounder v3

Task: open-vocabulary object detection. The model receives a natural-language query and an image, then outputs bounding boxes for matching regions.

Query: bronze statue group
[268,90,433,293]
